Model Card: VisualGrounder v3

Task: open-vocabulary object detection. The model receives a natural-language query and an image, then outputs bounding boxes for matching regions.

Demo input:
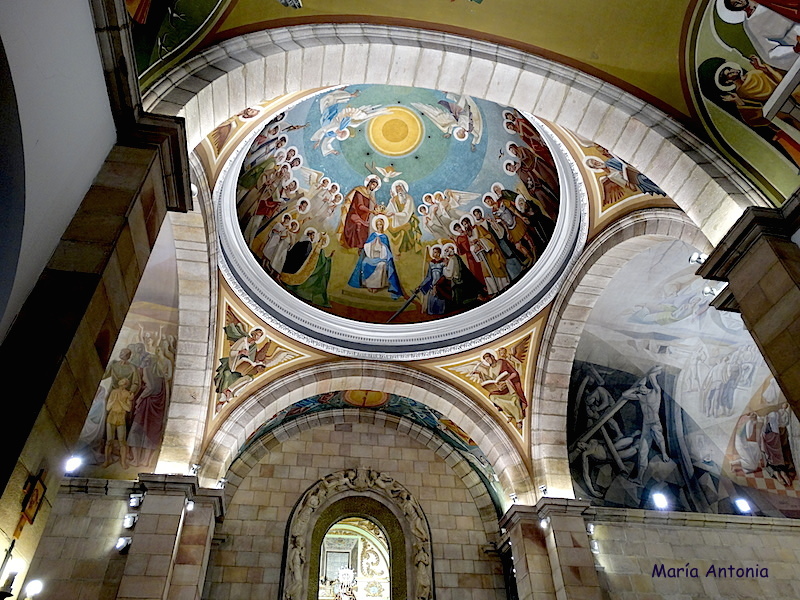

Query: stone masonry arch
[530,207,712,498]
[199,361,533,503]
[225,408,502,537]
[142,23,769,245]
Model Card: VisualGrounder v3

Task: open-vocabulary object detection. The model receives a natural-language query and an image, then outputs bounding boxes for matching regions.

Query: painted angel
[439,188,480,218]
[311,104,391,156]
[412,93,483,150]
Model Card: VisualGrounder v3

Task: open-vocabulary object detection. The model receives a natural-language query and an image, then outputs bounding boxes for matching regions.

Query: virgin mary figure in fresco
[347,215,404,299]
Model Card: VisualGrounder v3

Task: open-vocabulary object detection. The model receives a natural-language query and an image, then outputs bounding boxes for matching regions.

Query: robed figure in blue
[348,215,404,299]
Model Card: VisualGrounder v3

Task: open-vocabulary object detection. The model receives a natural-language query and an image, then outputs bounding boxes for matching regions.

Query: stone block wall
[26,479,137,600]
[205,422,506,600]
[590,510,800,599]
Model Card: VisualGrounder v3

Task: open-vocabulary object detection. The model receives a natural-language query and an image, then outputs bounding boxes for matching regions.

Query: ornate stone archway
[200,361,533,503]
[283,468,433,600]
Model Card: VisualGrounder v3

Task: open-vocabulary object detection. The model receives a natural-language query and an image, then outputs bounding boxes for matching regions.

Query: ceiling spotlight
[129,493,144,508]
[689,252,708,265]
[186,500,195,512]
[539,517,550,529]
[64,456,82,474]
[652,492,669,510]
[23,579,43,599]
[702,286,719,297]
[115,537,132,554]
[735,498,752,513]
[190,464,201,476]
[509,493,518,503]
[590,540,599,554]
[538,484,547,496]
[586,523,595,536]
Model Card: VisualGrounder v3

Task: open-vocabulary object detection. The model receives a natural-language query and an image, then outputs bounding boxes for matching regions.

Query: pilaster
[699,194,800,413]
[117,474,223,600]
[500,499,602,600]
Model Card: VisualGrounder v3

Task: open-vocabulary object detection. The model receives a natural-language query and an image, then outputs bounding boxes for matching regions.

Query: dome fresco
[232,85,561,325]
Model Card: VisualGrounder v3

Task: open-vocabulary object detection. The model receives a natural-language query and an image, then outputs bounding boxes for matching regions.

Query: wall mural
[690,0,800,202]
[568,240,800,517]
[242,390,504,514]
[76,224,179,474]
[235,84,560,324]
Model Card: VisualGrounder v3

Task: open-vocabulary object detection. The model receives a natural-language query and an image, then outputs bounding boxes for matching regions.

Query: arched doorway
[311,499,402,600]
[282,469,434,600]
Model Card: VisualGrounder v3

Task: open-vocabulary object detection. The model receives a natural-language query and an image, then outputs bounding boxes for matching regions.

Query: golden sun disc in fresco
[367,106,424,157]
[342,390,390,408]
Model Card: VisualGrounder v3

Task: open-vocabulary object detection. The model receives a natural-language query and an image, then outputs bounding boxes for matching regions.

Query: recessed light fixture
[652,492,669,510]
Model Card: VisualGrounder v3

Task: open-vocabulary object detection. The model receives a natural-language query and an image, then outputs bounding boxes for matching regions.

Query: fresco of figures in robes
[244,390,504,514]
[690,0,800,202]
[567,239,800,518]
[212,304,301,409]
[76,224,179,474]
[235,84,561,324]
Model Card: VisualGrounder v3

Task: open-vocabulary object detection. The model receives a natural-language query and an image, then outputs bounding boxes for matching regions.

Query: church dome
[216,84,587,359]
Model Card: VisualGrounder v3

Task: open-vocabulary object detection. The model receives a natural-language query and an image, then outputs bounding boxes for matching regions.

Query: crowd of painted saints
[78,324,176,470]
[236,104,560,322]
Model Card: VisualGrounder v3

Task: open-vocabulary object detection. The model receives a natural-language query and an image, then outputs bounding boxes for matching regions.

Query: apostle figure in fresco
[281,228,318,276]
[722,0,800,70]
[450,221,487,293]
[339,175,381,250]
[386,180,422,253]
[460,215,509,296]
[471,206,524,281]
[281,232,335,308]
[476,350,528,430]
[483,193,536,265]
[259,213,294,275]
[214,325,267,402]
[417,245,448,315]
[715,55,800,130]
[437,243,484,312]
[348,216,404,299]
[761,403,795,486]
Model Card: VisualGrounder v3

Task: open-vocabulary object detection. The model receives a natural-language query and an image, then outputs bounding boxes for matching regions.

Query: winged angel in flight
[412,93,484,150]
[311,88,391,156]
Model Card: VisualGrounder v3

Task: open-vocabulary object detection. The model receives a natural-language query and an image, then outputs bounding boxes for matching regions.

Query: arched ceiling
[135,0,692,118]
[135,0,800,204]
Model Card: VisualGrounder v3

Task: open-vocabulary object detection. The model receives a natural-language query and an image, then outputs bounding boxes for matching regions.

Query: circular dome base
[216,86,588,360]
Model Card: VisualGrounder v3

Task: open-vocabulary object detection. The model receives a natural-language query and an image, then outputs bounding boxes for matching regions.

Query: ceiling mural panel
[75,223,180,478]
[212,285,331,415]
[568,239,800,517]
[133,0,693,121]
[689,0,800,203]
[215,85,587,360]
[549,123,680,240]
[233,85,560,325]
